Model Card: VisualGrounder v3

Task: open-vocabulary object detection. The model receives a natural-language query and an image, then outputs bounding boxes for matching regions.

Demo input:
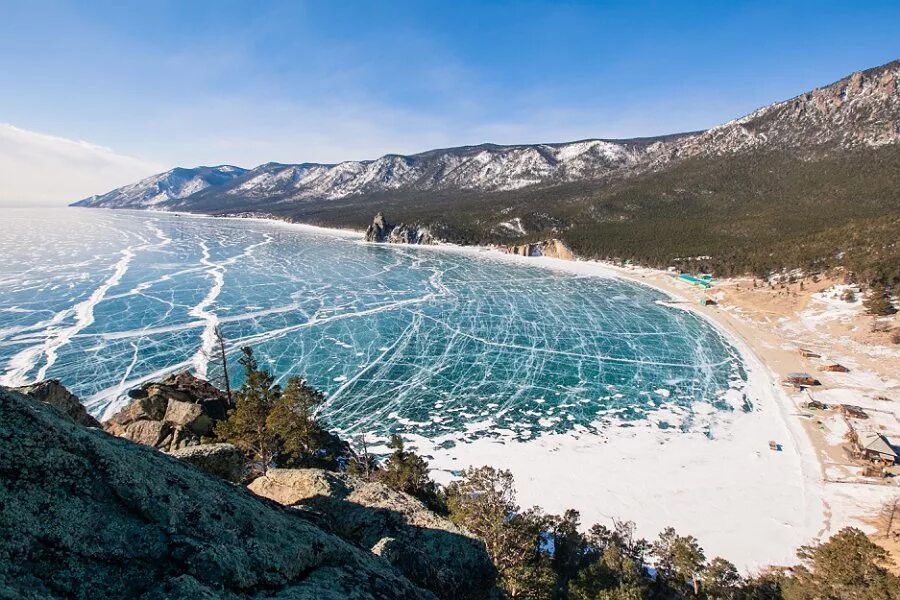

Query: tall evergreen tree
[865,288,897,316]
[267,375,325,467]
[377,434,443,510]
[782,527,900,599]
[652,527,706,596]
[446,466,553,598]
[215,347,281,473]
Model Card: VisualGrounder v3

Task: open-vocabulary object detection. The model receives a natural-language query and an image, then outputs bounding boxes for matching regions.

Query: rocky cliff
[501,238,575,260]
[249,469,496,600]
[364,212,435,245]
[0,385,436,599]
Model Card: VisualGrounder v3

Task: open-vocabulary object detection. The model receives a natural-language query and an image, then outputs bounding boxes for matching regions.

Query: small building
[858,431,898,465]
[838,404,869,419]
[678,274,713,289]
[784,372,821,387]
[824,364,850,373]
[700,297,717,306]
[800,349,822,359]
[806,400,828,410]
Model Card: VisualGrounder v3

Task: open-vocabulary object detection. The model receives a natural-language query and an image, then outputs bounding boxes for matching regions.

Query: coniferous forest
[243,145,900,291]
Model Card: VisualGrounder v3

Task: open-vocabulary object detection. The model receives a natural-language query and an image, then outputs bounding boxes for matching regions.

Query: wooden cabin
[838,404,869,420]
[858,431,898,465]
[784,372,821,387]
[824,364,850,373]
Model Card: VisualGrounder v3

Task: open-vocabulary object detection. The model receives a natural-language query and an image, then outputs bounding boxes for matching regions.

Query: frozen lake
[0,208,745,439]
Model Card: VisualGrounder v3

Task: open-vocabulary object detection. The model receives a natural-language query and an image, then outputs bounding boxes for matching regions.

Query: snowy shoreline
[360,242,827,572]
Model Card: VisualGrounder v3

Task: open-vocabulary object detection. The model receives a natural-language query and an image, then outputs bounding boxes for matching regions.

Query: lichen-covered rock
[163,399,209,432]
[105,371,230,451]
[168,443,246,483]
[112,394,169,424]
[12,379,101,428]
[0,386,433,600]
[249,469,496,600]
[120,418,168,447]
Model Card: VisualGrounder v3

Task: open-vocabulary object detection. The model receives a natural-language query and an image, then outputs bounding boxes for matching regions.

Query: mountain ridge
[74,59,898,211]
[71,60,900,286]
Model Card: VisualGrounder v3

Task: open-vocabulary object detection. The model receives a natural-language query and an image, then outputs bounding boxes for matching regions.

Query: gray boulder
[249,469,496,600]
[168,443,246,483]
[13,379,101,428]
[0,386,434,600]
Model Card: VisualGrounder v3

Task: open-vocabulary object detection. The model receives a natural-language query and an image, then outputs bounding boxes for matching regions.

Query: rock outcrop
[365,212,435,245]
[249,469,496,600]
[168,442,246,483]
[503,238,575,260]
[0,386,434,599]
[13,379,101,428]
[104,371,231,451]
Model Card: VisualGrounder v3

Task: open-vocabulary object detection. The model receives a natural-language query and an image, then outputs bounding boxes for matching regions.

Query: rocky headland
[364,212,435,245]
[363,212,577,264]
[498,238,575,260]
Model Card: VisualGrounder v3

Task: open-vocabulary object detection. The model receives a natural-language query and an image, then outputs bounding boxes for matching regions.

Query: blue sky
[1,0,898,177]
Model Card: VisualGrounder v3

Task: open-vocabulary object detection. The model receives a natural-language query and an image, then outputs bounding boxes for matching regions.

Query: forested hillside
[230,145,900,288]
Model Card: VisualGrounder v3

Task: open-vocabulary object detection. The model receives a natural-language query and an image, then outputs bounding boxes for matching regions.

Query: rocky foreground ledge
[0,383,496,599]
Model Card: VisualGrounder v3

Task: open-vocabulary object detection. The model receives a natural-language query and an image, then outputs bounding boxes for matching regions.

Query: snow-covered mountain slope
[74,60,899,212]
[72,165,248,209]
[671,60,899,159]
[168,136,684,211]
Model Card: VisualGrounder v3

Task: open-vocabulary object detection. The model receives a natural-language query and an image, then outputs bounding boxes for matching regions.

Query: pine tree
[864,288,897,316]
[446,466,553,598]
[377,434,441,509]
[783,527,900,598]
[212,325,232,404]
[701,557,742,599]
[546,510,590,597]
[267,375,324,467]
[652,527,706,596]
[215,347,281,473]
[346,433,378,479]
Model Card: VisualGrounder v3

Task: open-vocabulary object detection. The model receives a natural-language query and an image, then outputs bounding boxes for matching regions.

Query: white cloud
[0,124,165,207]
